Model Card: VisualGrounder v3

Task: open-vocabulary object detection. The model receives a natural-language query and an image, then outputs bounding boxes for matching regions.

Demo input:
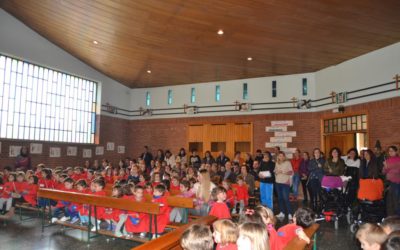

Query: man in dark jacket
[216,151,230,167]
[140,146,153,169]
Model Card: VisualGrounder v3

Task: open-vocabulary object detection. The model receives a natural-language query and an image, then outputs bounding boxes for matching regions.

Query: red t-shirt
[216,243,237,250]
[14,181,28,193]
[277,223,303,247]
[267,224,282,250]
[209,202,231,219]
[226,189,235,208]
[235,185,249,204]
[170,183,180,191]
[290,158,302,172]
[23,184,39,206]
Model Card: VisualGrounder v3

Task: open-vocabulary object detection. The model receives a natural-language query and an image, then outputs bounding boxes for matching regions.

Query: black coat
[359,159,379,179]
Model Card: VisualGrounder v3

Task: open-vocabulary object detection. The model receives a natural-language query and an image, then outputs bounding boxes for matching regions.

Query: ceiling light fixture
[247,57,253,61]
[147,70,152,74]
[93,40,98,45]
[217,29,224,35]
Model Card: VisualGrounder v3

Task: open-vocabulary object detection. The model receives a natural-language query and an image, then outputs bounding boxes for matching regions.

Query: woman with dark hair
[323,147,345,176]
[202,151,215,165]
[308,148,325,212]
[178,148,187,165]
[15,146,31,171]
[344,148,361,204]
[155,149,165,162]
[299,151,310,203]
[164,150,176,168]
[383,146,400,216]
[258,151,275,209]
[244,153,253,169]
[359,149,379,179]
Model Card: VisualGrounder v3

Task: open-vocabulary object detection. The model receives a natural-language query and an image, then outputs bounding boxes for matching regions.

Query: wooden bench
[133,215,217,250]
[284,223,320,250]
[37,188,161,243]
[15,202,42,221]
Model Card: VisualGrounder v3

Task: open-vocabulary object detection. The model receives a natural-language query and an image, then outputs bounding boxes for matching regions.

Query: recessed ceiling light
[93,40,98,45]
[247,57,253,61]
[147,70,151,74]
[217,29,224,35]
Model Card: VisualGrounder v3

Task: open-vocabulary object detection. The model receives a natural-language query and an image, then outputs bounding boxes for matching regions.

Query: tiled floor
[0,206,360,250]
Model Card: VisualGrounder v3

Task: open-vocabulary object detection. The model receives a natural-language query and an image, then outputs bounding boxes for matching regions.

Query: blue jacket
[308,158,326,182]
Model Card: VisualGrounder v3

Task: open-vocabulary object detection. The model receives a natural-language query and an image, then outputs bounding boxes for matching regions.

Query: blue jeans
[292,173,300,197]
[260,182,273,209]
[276,183,292,215]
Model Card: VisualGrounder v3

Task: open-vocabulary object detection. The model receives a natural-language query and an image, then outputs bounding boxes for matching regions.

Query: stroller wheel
[350,223,358,234]
[334,219,339,230]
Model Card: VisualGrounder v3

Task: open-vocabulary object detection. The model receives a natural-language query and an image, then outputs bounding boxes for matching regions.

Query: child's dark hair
[134,185,144,193]
[237,176,244,182]
[76,179,88,188]
[64,178,74,184]
[4,166,12,171]
[43,168,53,180]
[144,181,153,189]
[92,178,106,188]
[112,185,123,198]
[211,186,226,201]
[238,209,265,226]
[154,184,166,194]
[180,180,190,190]
[294,207,315,228]
[30,175,39,185]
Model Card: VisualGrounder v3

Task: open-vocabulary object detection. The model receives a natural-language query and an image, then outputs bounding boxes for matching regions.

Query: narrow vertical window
[215,85,221,102]
[243,83,248,100]
[302,78,308,96]
[167,89,172,105]
[190,87,196,103]
[272,81,277,97]
[146,91,151,106]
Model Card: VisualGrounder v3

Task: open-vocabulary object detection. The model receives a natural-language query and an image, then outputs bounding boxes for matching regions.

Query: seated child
[22,175,39,207]
[237,222,270,250]
[222,180,235,210]
[127,165,140,184]
[152,173,162,187]
[181,224,214,250]
[169,176,180,192]
[51,178,76,223]
[381,216,400,235]
[0,175,14,214]
[233,176,249,214]
[277,207,314,247]
[213,219,238,250]
[144,182,153,195]
[150,184,170,238]
[124,185,149,238]
[170,180,194,223]
[209,186,231,219]
[90,178,107,231]
[103,185,123,231]
[356,223,387,250]
[255,205,281,250]
[14,172,28,201]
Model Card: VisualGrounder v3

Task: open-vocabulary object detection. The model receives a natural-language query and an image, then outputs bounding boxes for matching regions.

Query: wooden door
[324,133,355,154]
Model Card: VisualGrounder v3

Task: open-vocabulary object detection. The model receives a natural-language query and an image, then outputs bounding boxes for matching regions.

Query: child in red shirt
[209,186,231,220]
[151,173,162,188]
[76,180,91,225]
[124,185,149,238]
[0,174,15,213]
[255,205,281,250]
[169,176,180,192]
[222,180,235,210]
[144,182,153,195]
[213,219,238,250]
[90,178,107,232]
[22,175,39,207]
[103,185,123,231]
[169,180,194,223]
[14,172,28,196]
[51,178,76,223]
[150,184,170,239]
[234,176,249,214]
[277,207,314,248]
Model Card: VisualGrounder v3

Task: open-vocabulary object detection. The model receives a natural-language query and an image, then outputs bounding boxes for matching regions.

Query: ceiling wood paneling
[1,0,400,88]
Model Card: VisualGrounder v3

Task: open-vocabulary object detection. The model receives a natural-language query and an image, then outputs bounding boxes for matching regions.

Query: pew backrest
[284,223,320,250]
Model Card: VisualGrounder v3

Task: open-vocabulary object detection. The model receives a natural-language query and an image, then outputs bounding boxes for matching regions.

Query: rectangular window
[167,89,172,105]
[272,81,277,97]
[215,85,221,102]
[190,87,196,103]
[302,78,308,96]
[243,83,248,100]
[146,91,151,106]
[0,53,97,143]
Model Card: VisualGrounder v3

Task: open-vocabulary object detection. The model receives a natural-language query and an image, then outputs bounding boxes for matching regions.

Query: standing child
[237,222,270,250]
[277,207,314,247]
[355,223,387,250]
[234,176,249,214]
[213,219,238,250]
[22,175,39,207]
[150,184,170,239]
[209,186,231,219]
[124,185,149,238]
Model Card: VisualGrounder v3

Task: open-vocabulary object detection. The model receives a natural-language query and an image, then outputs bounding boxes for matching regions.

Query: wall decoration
[265,142,288,148]
[83,149,92,158]
[106,142,115,151]
[30,143,43,154]
[271,120,293,126]
[9,146,22,157]
[274,131,297,137]
[265,126,287,132]
[49,147,61,158]
[95,146,104,155]
[117,146,125,154]
[270,137,292,143]
[67,146,78,156]
[281,148,297,154]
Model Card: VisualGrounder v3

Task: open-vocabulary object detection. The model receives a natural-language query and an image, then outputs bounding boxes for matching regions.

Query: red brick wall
[0,115,129,169]
[128,97,400,158]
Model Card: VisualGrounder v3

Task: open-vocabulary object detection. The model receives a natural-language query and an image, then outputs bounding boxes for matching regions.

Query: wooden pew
[37,188,160,243]
[284,223,320,250]
[134,215,217,250]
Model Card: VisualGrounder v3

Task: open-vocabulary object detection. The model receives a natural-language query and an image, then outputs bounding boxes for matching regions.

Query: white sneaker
[276,212,285,218]
[51,217,59,223]
[139,232,146,238]
[152,234,159,239]
[288,214,293,220]
[232,209,237,214]
[59,216,69,222]
[91,226,97,232]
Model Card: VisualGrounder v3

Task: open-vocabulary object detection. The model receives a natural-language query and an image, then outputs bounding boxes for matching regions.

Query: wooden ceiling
[1,0,400,88]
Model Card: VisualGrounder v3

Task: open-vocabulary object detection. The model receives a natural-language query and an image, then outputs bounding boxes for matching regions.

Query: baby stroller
[349,178,386,233]
[318,175,352,229]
